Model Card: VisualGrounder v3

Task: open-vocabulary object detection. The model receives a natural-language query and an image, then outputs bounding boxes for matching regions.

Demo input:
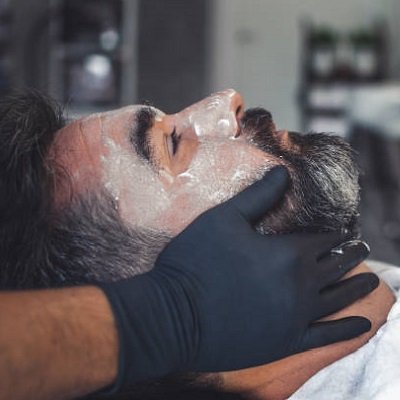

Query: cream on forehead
[101,137,274,233]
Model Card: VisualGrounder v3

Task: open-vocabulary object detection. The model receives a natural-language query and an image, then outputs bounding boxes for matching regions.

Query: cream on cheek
[101,133,277,234]
[100,97,279,234]
[99,109,173,229]
[157,138,278,233]
[157,90,277,232]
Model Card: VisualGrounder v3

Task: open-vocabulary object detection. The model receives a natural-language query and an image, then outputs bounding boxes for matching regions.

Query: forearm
[0,286,118,400]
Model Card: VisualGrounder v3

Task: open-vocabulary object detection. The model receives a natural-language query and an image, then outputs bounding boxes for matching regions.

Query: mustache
[241,107,274,134]
[241,107,308,157]
[241,107,282,155]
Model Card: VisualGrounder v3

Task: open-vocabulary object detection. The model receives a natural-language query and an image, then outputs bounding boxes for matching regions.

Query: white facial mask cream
[173,89,240,139]
[100,90,276,234]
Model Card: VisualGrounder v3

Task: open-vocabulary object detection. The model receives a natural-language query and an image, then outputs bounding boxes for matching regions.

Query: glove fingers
[226,166,289,224]
[301,231,348,260]
[302,317,372,350]
[315,273,379,320]
[317,240,370,286]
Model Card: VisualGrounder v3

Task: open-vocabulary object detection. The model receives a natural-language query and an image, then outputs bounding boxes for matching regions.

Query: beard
[241,108,360,235]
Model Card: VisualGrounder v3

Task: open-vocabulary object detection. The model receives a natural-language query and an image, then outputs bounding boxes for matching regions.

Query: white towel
[290,261,400,400]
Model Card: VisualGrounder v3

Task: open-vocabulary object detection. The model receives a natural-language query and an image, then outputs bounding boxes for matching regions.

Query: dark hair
[0,90,173,289]
[0,89,65,288]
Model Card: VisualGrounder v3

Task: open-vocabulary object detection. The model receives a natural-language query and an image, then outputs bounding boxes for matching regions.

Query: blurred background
[2,0,400,265]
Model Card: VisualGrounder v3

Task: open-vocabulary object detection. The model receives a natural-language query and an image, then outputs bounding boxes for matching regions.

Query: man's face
[49,89,359,235]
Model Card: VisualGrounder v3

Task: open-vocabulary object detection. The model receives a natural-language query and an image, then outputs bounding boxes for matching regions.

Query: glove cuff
[95,280,129,395]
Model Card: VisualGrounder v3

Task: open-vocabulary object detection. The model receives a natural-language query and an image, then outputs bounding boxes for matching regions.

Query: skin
[0,286,118,400]
[48,89,395,399]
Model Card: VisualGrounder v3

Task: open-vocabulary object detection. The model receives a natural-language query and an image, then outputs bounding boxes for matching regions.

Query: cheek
[156,192,196,234]
[113,139,280,235]
[117,173,173,230]
[101,137,173,230]
[157,141,280,235]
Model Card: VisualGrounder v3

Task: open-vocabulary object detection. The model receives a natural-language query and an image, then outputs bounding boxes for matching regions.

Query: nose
[171,89,245,139]
[229,90,245,123]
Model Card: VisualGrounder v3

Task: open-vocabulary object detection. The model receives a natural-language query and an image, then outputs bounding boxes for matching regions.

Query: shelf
[301,107,346,117]
[299,20,388,131]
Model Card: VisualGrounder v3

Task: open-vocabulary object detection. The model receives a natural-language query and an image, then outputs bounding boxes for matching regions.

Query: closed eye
[169,127,181,156]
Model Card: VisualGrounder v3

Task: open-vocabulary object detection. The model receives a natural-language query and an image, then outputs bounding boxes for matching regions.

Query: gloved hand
[99,166,378,391]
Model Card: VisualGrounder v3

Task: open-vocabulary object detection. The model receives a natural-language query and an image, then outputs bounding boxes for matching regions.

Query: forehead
[48,104,162,201]
[71,104,165,132]
[54,104,164,149]
[78,104,160,129]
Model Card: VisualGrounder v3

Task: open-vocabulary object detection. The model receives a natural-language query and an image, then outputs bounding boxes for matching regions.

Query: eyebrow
[130,106,155,162]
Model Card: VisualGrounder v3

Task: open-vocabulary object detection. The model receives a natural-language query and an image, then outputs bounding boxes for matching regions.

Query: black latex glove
[99,166,378,391]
